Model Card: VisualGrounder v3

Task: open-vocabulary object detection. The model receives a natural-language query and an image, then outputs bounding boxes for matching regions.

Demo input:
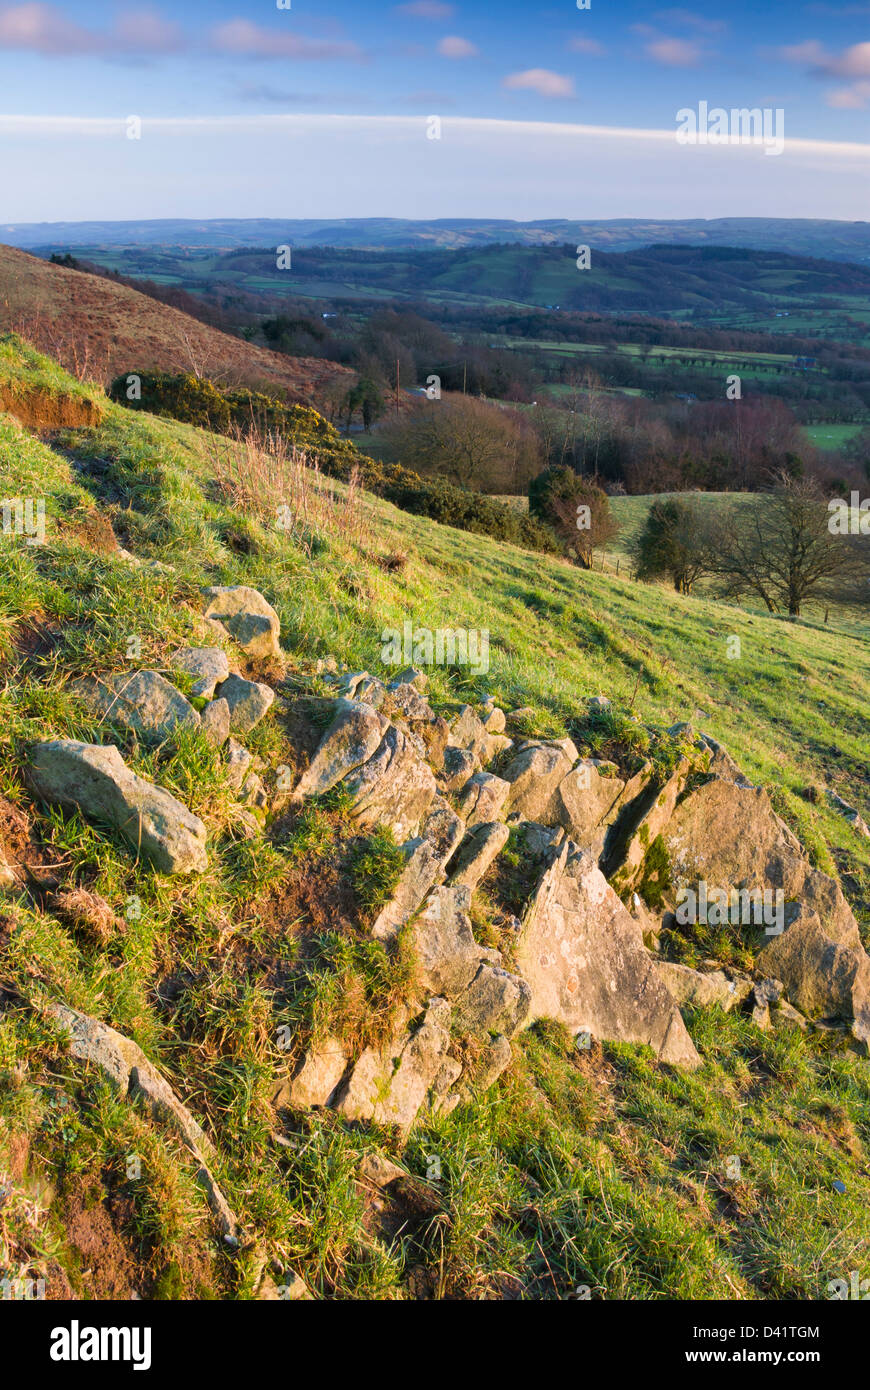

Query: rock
[28,741,207,875]
[285,1036,348,1108]
[342,723,437,842]
[699,735,756,788]
[554,758,627,858]
[502,741,578,823]
[826,789,870,839]
[225,738,253,792]
[358,1152,407,1188]
[484,733,513,764]
[333,1000,452,1132]
[411,884,488,997]
[602,757,691,891]
[751,1000,771,1031]
[239,772,268,812]
[515,840,701,1068]
[449,705,490,761]
[481,706,506,734]
[440,745,479,792]
[452,964,531,1038]
[449,821,510,893]
[214,674,275,736]
[466,1034,513,1093]
[587,695,611,712]
[294,699,388,800]
[654,962,751,1013]
[388,666,428,692]
[71,670,200,742]
[758,903,870,1047]
[47,1001,237,1243]
[386,685,449,765]
[773,999,808,1031]
[456,771,510,827]
[659,776,869,1044]
[201,698,230,748]
[201,585,281,660]
[170,647,230,700]
[371,798,465,943]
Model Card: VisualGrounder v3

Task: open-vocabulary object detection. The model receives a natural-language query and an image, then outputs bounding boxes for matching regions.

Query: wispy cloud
[502,69,576,98]
[437,35,477,59]
[778,39,870,106]
[210,19,364,62]
[0,2,184,56]
[569,37,605,56]
[646,37,704,67]
[395,1,454,17]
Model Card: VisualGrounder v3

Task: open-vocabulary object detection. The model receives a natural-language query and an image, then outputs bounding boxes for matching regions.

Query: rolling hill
[0,244,353,403]
[7,216,870,263]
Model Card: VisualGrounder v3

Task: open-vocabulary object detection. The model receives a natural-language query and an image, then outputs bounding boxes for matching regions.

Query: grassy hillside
[0,245,353,403]
[1,338,868,1301]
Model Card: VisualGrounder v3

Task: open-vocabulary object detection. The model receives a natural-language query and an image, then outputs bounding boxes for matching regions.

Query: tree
[376,393,542,492]
[530,466,619,568]
[343,377,385,434]
[633,497,720,594]
[713,472,870,617]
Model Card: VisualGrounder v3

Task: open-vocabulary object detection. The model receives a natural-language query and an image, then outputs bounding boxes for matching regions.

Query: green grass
[0,337,868,1301]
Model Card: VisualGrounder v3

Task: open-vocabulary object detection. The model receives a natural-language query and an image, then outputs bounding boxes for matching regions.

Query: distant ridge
[4,217,870,262]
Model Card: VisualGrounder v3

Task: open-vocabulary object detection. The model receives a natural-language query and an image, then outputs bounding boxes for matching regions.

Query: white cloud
[503,69,576,97]
[646,37,703,66]
[437,35,478,59]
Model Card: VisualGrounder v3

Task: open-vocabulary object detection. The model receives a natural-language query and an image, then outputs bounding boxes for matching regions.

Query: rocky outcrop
[28,741,207,874]
[371,798,465,942]
[333,998,453,1132]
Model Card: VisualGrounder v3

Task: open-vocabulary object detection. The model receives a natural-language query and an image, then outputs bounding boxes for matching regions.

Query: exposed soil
[0,383,103,431]
[62,1184,144,1300]
[0,794,63,891]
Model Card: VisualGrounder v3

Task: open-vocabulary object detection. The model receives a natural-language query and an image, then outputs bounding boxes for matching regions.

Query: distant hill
[54,240,870,320]
[5,216,870,263]
[0,244,353,402]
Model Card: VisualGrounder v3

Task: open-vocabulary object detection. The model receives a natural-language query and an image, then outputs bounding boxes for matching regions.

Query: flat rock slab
[654,961,751,1013]
[72,670,200,742]
[202,585,281,660]
[28,740,207,874]
[294,699,389,800]
[515,839,701,1069]
[449,821,510,893]
[214,674,275,736]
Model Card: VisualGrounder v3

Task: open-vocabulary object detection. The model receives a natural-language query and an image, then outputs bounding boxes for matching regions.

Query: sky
[4,1,870,221]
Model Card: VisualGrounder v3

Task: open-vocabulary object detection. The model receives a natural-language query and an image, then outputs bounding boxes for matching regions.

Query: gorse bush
[110,370,561,555]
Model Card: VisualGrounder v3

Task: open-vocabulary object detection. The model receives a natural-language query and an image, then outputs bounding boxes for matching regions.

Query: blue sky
[3,1,870,220]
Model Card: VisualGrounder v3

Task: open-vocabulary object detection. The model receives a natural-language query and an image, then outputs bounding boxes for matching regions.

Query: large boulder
[456,770,510,827]
[602,757,691,892]
[659,774,869,1044]
[411,884,489,997]
[28,741,207,874]
[448,821,510,893]
[201,585,281,660]
[514,840,701,1068]
[71,670,200,742]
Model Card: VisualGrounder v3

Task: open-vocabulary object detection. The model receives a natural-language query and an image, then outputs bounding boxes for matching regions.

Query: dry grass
[203,427,375,557]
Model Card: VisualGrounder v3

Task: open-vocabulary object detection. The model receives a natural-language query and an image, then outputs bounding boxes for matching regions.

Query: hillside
[8,216,870,264]
[0,245,353,405]
[51,241,870,323]
[1,337,868,1304]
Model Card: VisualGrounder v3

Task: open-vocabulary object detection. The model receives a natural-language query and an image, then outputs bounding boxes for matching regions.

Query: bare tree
[714,472,870,617]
